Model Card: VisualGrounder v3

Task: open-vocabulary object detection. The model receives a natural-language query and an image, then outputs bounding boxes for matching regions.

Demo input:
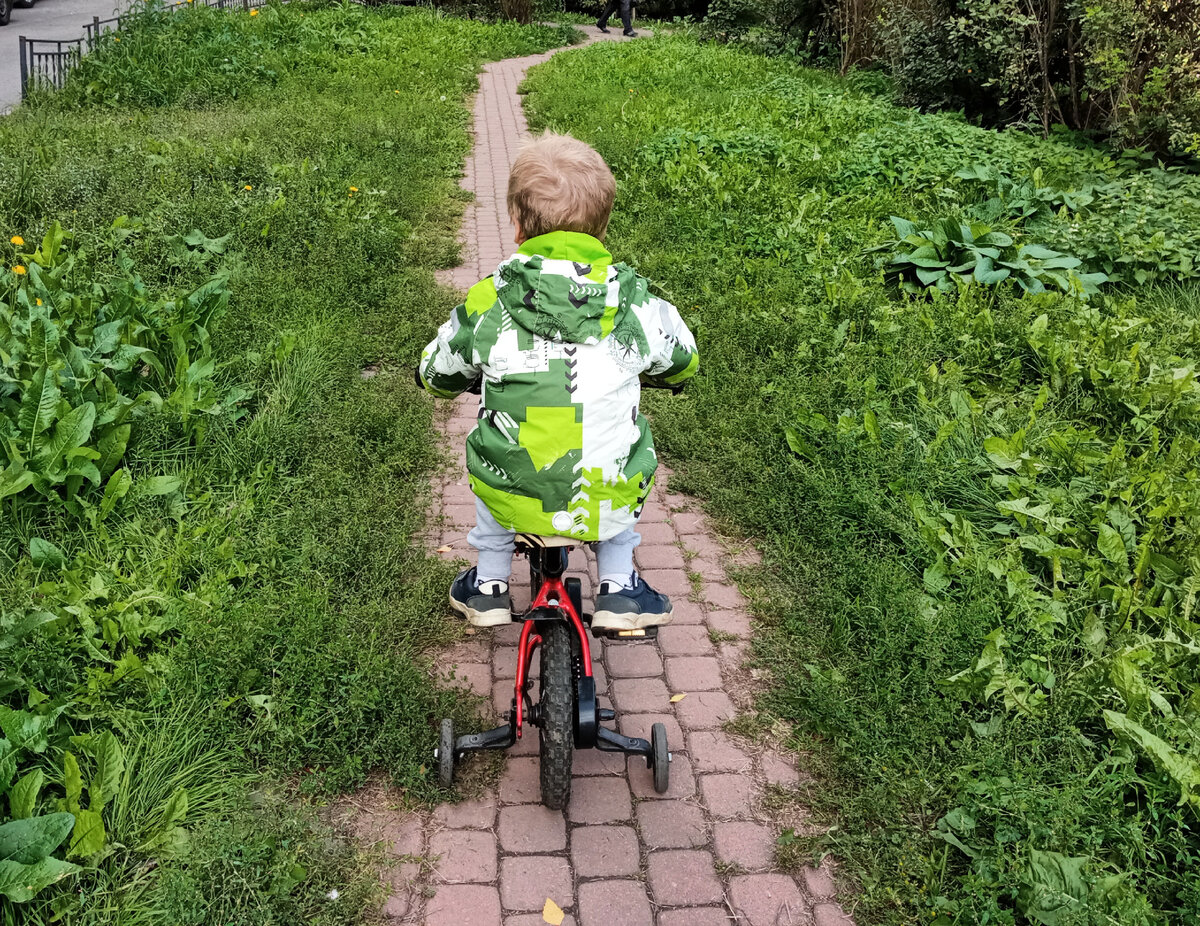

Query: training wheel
[438,719,455,788]
[650,721,670,794]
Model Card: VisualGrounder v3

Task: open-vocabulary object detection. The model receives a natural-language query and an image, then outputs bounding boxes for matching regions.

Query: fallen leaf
[670,693,687,703]
[464,628,477,636]
[542,898,565,925]
[436,545,453,553]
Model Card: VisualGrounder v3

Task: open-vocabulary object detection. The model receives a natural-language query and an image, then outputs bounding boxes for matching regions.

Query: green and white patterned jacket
[419,230,699,542]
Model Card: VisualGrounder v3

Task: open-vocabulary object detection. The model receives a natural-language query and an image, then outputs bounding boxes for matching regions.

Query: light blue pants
[469,497,641,585]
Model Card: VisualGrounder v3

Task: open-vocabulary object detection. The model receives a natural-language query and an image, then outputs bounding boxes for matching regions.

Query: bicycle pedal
[590,626,659,641]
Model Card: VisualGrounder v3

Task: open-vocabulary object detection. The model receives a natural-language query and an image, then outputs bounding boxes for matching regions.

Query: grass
[523,34,1200,926]
[0,4,572,922]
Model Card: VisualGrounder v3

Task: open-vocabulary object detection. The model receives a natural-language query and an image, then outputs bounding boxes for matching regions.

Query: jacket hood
[495,231,639,345]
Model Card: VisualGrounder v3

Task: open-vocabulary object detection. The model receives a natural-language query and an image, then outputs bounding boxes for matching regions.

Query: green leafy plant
[876,216,1108,297]
[0,221,247,515]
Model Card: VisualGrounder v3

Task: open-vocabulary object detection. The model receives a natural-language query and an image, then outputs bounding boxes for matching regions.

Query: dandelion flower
[244,184,253,191]
[350,186,359,193]
[10,235,24,246]
[326,889,340,901]
[250,8,259,14]
[13,266,26,275]
[36,298,42,305]
[114,36,121,42]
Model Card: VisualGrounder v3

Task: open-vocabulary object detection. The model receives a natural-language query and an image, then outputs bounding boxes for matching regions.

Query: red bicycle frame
[512,577,593,738]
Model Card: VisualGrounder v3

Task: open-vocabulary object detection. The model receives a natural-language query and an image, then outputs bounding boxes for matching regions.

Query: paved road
[1,0,132,113]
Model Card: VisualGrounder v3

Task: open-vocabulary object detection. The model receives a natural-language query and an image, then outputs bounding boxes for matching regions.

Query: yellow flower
[249,8,258,14]
[114,36,121,42]
[10,235,23,246]
[13,266,26,275]
[350,186,359,193]
[36,298,43,306]
[244,184,253,191]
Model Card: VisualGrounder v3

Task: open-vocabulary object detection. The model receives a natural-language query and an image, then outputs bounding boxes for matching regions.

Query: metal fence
[19,0,277,101]
[17,37,85,98]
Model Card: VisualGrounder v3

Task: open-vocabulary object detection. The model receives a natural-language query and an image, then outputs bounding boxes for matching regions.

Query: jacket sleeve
[642,296,699,386]
[418,303,481,398]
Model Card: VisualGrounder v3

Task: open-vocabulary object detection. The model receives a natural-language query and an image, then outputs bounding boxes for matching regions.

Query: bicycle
[436,533,670,809]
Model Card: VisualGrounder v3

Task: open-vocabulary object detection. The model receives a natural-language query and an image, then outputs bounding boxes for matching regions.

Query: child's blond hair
[507,132,616,241]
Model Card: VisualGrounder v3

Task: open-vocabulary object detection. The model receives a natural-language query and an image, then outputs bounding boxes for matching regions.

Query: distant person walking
[596,0,636,36]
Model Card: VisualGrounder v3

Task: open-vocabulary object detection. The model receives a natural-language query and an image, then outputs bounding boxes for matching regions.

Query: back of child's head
[508,132,616,241]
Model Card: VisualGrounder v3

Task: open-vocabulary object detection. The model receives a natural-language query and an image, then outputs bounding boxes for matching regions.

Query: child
[418,132,698,631]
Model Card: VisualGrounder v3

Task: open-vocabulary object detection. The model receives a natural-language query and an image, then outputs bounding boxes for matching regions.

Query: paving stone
[429,829,497,883]
[706,608,753,638]
[499,756,541,804]
[617,712,684,748]
[674,691,737,730]
[425,884,502,926]
[657,908,732,926]
[629,753,696,800]
[704,582,745,609]
[605,643,664,678]
[493,679,516,716]
[646,849,723,906]
[499,855,573,913]
[657,624,714,656]
[577,880,653,926]
[701,773,756,819]
[612,676,671,713]
[380,864,419,919]
[664,655,724,692]
[571,745,626,775]
[802,862,838,899]
[505,915,577,926]
[636,544,687,571]
[568,776,632,824]
[713,821,775,870]
[433,791,497,830]
[443,504,477,529]
[636,799,708,848]
[671,511,708,535]
[570,825,640,878]
[443,661,492,697]
[814,903,855,926]
[666,598,706,625]
[635,521,679,545]
[729,875,809,926]
[716,640,749,674]
[444,635,492,663]
[362,814,423,856]
[762,750,802,788]
[494,646,519,680]
[684,535,726,561]
[689,730,753,774]
[498,804,566,853]
[380,889,411,919]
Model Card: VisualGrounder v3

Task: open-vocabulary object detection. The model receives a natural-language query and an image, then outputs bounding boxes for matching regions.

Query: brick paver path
[350,27,856,926]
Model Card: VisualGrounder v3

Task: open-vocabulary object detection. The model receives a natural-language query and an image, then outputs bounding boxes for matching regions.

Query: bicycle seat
[515,533,576,549]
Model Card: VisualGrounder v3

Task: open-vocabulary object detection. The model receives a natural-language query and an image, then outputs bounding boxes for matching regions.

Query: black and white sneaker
[596,20,610,32]
[623,29,638,36]
[592,572,672,630]
[449,568,512,627]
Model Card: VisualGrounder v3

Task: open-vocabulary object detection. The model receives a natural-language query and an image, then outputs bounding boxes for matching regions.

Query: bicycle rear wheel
[538,621,574,809]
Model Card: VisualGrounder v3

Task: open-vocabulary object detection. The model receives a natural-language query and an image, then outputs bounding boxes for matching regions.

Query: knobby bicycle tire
[538,620,574,809]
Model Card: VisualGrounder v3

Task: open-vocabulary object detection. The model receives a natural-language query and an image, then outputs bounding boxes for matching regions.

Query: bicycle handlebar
[416,368,686,396]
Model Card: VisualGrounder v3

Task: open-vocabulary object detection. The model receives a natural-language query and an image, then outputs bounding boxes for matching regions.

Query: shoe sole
[449,592,512,628]
[591,607,673,631]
